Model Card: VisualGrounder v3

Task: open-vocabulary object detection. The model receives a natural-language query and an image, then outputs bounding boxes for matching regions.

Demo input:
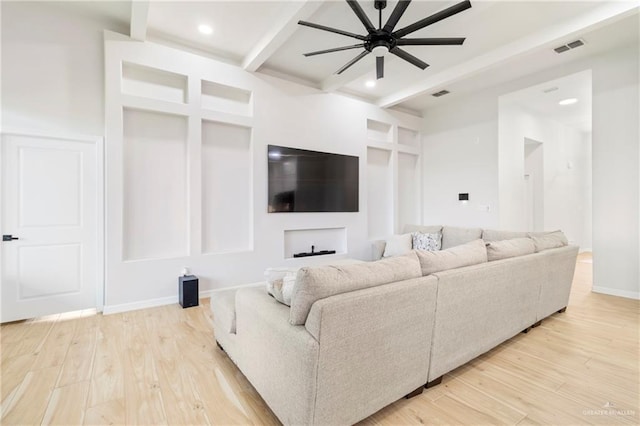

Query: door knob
[2,235,19,241]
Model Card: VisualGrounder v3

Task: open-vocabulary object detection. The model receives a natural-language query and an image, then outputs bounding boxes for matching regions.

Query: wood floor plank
[1,365,60,424]
[41,380,90,425]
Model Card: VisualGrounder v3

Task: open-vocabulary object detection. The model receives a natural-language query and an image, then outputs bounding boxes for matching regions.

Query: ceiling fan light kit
[298,0,471,80]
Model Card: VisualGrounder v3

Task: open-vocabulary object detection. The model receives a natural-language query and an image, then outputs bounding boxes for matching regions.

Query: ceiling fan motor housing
[367,30,397,55]
[374,1,387,10]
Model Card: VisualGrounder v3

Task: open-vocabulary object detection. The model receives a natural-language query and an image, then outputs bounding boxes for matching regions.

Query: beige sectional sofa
[211,225,579,425]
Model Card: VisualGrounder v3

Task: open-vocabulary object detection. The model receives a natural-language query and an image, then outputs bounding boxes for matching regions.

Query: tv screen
[268,145,359,213]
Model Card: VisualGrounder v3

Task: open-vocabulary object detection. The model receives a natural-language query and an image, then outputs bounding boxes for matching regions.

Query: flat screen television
[268,145,359,213]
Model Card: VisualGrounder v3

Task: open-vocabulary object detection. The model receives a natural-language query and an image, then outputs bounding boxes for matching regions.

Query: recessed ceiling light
[365,80,376,88]
[559,98,578,106]
[198,24,213,35]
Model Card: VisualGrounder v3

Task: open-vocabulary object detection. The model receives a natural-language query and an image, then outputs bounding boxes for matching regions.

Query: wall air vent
[554,39,585,54]
[432,90,450,97]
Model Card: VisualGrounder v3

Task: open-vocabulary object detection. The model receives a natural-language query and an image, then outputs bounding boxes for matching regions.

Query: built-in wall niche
[122,108,188,261]
[201,120,253,253]
[201,80,253,117]
[284,228,347,259]
[122,62,187,104]
[398,127,420,148]
[367,119,392,143]
[398,153,421,229]
[367,147,394,239]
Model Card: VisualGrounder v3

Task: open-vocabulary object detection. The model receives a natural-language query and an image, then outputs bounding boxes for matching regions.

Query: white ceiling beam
[243,1,324,72]
[130,1,150,41]
[377,2,639,108]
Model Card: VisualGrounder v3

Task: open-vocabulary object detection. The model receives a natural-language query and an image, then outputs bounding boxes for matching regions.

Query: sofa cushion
[482,229,529,242]
[486,237,536,261]
[416,239,488,276]
[530,231,568,252]
[289,252,422,325]
[403,224,443,234]
[412,232,441,251]
[442,226,483,249]
[383,233,412,257]
[211,288,238,333]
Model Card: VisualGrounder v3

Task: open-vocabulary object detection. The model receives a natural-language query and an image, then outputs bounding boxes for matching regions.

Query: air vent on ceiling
[554,39,585,54]
[432,90,450,97]
[543,86,559,93]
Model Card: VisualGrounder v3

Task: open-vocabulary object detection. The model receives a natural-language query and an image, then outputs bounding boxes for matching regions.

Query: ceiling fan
[298,0,471,80]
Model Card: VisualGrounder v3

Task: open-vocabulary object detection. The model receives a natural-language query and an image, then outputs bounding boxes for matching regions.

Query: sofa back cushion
[416,239,488,276]
[289,252,422,325]
[530,230,568,252]
[442,226,483,249]
[482,229,529,242]
[486,238,536,261]
[382,233,413,257]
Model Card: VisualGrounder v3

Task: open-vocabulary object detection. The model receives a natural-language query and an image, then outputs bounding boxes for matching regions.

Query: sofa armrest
[235,287,319,426]
[304,276,437,425]
[371,239,386,260]
[535,245,579,319]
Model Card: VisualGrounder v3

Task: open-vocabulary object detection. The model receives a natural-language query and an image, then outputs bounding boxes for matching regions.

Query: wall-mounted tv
[268,145,359,213]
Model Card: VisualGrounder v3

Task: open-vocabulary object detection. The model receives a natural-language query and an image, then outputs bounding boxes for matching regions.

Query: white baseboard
[103,295,178,315]
[103,282,264,315]
[592,286,640,300]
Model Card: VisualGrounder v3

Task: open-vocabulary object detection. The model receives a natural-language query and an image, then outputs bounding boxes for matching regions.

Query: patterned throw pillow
[412,232,442,251]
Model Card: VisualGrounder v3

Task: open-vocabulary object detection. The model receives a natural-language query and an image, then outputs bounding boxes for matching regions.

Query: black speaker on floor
[179,275,199,308]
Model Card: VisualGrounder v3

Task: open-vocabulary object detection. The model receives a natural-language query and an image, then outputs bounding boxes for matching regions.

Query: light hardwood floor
[1,253,638,425]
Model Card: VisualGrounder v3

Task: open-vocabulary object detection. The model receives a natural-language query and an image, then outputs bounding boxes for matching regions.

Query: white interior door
[1,133,101,322]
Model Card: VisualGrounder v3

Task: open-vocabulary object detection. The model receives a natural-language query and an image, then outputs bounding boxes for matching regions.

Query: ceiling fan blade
[376,56,384,79]
[336,50,371,74]
[392,0,472,39]
[303,44,366,57]
[346,0,375,32]
[383,0,412,33]
[397,37,466,46]
[390,47,429,70]
[298,20,366,41]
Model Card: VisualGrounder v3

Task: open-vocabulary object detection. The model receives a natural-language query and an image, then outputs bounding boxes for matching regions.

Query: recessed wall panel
[367,147,393,239]
[398,152,420,230]
[202,120,252,253]
[398,127,420,147]
[122,62,187,103]
[123,109,188,260]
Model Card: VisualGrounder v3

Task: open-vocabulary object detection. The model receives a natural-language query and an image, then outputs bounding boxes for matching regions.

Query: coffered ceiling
[54,0,639,114]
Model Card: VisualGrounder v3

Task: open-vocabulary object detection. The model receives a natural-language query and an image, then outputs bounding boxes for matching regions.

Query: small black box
[179,275,199,308]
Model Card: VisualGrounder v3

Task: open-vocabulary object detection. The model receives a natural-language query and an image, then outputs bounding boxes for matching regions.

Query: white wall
[103,37,421,310]
[422,43,639,299]
[1,1,126,135]
[422,93,500,228]
[497,103,592,248]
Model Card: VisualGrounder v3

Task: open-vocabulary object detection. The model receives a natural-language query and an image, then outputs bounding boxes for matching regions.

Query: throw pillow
[289,252,422,325]
[412,232,441,251]
[529,230,568,252]
[265,267,299,306]
[383,233,412,257]
[486,237,535,261]
[441,226,483,249]
[416,239,488,276]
